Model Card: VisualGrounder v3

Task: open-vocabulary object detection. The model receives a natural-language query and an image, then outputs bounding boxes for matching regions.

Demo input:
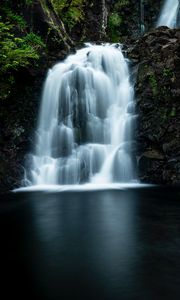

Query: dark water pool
[0,187,180,299]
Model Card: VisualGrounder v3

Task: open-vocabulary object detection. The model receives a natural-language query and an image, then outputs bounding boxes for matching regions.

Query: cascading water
[26,44,137,187]
[140,0,145,35]
[157,0,179,28]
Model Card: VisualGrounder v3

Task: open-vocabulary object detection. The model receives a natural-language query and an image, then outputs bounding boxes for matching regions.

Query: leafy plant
[170,107,176,117]
[51,0,85,30]
[149,73,158,96]
[3,8,27,31]
[108,13,122,42]
[25,0,33,5]
[163,68,173,77]
[0,19,45,100]
[23,32,46,50]
[0,23,44,72]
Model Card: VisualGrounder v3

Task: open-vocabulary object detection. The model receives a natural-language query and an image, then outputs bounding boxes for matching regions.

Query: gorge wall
[0,0,179,190]
[132,27,180,184]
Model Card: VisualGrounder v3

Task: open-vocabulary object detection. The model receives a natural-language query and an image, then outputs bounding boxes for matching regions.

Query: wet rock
[138,154,165,184]
[132,27,180,185]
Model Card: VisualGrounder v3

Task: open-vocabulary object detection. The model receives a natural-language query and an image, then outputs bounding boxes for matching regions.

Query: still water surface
[0,187,180,299]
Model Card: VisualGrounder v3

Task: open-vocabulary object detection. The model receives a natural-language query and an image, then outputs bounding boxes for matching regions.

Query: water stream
[140,0,145,35]
[26,44,137,187]
[157,0,179,28]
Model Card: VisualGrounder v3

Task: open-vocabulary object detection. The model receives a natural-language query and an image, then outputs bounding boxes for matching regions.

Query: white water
[157,0,179,28]
[25,44,137,187]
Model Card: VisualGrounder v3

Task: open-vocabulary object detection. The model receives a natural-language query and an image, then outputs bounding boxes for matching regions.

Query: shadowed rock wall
[130,27,180,184]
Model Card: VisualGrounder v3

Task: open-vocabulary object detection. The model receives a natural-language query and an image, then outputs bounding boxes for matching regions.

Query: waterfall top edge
[83,42,123,49]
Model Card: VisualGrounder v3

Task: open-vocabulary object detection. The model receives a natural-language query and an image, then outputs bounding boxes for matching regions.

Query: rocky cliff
[131,27,180,184]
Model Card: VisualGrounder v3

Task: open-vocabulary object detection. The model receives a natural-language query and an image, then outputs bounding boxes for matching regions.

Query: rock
[132,27,180,185]
[141,150,165,160]
[138,154,165,184]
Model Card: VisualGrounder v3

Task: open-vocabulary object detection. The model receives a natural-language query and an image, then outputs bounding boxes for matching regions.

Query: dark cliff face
[0,1,179,190]
[130,27,180,184]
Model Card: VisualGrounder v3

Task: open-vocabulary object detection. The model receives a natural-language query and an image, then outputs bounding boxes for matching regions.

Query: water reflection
[27,191,140,299]
[0,188,180,300]
[91,192,138,283]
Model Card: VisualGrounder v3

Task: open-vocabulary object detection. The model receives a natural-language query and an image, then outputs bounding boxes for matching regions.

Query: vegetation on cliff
[0,1,46,101]
[0,0,106,101]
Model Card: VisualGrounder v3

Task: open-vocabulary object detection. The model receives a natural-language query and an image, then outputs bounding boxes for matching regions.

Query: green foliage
[163,68,173,77]
[23,32,46,50]
[0,22,44,73]
[170,107,176,117]
[25,0,33,5]
[149,73,158,96]
[2,8,27,31]
[0,18,45,100]
[0,4,45,74]
[51,0,85,30]
[162,68,176,85]
[109,13,122,27]
[108,13,122,42]
[107,0,130,42]
[114,0,129,10]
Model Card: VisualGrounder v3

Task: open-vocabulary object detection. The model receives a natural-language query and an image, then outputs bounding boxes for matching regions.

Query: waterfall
[140,0,145,35]
[157,0,179,28]
[26,44,137,187]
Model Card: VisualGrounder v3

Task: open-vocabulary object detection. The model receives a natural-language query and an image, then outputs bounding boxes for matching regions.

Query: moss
[108,12,123,42]
[149,73,158,97]
[163,68,173,77]
[170,107,176,117]
[107,0,131,41]
[51,0,85,31]
[163,67,176,83]
[138,64,148,82]
[137,65,158,97]
[25,0,33,5]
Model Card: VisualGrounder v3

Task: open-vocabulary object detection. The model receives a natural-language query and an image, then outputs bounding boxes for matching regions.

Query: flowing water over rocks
[157,0,179,28]
[26,44,137,186]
